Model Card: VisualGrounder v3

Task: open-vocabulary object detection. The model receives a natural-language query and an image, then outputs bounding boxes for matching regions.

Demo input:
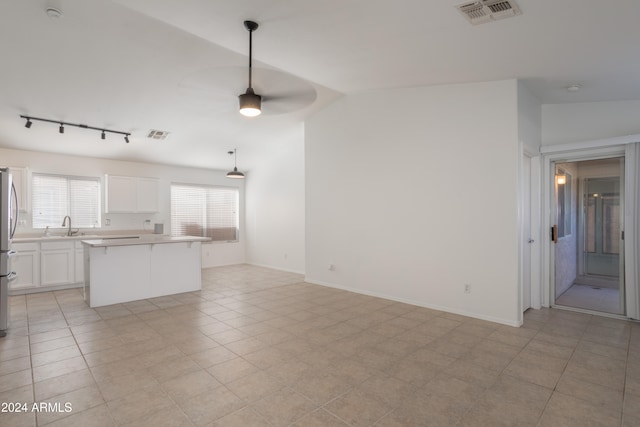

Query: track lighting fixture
[20,115,131,143]
[226,149,245,179]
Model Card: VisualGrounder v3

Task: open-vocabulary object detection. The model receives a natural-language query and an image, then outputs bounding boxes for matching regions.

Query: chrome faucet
[61,215,74,236]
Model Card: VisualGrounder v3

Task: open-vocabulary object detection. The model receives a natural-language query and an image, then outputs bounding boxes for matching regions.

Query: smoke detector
[147,130,170,140]
[456,0,521,25]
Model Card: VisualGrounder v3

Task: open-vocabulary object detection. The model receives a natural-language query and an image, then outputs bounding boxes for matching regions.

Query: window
[170,184,239,241]
[32,174,101,229]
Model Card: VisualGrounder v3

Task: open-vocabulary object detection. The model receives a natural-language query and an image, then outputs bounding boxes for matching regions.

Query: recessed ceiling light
[566,84,581,92]
[45,7,63,19]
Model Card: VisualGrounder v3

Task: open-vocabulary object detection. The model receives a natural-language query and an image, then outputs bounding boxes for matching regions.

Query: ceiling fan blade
[262,89,317,114]
[178,66,318,115]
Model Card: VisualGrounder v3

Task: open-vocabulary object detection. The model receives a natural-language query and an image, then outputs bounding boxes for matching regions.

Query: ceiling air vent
[147,129,170,140]
[456,0,521,25]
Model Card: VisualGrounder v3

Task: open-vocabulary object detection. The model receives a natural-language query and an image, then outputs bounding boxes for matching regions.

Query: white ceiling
[1,0,639,171]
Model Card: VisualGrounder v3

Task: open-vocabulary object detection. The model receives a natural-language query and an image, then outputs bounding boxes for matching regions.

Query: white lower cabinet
[10,243,40,291]
[75,245,84,283]
[10,240,83,293]
[40,241,74,286]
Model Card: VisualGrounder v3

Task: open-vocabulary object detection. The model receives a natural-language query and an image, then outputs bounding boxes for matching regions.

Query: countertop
[13,230,155,243]
[81,235,211,247]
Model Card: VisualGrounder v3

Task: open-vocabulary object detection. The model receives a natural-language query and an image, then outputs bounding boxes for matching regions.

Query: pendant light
[226,149,245,179]
[238,21,262,117]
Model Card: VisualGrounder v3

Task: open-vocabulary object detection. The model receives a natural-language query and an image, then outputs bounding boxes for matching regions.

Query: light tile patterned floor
[0,264,638,426]
[556,283,622,315]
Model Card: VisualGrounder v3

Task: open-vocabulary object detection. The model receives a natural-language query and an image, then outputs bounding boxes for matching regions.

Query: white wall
[518,82,542,154]
[305,79,522,326]
[245,127,305,274]
[542,100,640,146]
[0,147,245,267]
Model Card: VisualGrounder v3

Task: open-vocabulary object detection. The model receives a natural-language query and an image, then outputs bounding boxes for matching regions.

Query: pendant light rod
[244,20,258,89]
[20,115,131,142]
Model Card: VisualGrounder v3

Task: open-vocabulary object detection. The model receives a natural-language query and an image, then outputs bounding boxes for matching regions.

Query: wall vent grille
[456,0,521,25]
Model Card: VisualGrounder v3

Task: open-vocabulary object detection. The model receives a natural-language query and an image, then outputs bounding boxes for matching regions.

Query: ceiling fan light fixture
[238,20,262,118]
[239,88,262,117]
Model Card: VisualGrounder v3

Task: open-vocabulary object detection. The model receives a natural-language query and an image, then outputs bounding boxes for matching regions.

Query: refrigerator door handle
[10,182,18,240]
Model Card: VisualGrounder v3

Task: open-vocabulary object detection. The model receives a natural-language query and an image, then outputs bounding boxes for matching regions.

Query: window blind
[171,184,238,241]
[32,174,101,229]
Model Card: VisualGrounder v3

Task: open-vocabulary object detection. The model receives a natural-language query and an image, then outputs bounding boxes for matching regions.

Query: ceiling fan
[238,20,261,117]
[234,19,318,117]
[177,20,318,116]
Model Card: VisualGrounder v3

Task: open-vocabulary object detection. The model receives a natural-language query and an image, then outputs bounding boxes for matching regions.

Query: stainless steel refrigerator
[0,168,18,337]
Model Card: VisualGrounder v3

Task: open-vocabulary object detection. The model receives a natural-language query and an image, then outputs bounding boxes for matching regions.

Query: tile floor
[556,283,622,315]
[0,264,638,426]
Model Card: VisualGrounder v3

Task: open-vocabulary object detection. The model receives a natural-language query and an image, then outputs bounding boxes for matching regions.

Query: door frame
[519,145,542,318]
[540,140,639,320]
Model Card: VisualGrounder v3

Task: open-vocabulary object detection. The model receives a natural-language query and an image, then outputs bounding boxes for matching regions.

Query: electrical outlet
[464,284,471,294]
[105,219,111,226]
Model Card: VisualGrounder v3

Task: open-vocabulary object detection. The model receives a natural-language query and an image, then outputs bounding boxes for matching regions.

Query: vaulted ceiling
[1,0,638,170]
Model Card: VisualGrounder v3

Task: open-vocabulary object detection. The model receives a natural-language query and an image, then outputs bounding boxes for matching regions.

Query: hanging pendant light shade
[238,20,262,117]
[239,88,261,117]
[226,149,245,179]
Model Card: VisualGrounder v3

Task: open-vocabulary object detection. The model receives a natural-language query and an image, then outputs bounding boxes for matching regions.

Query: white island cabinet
[82,236,209,307]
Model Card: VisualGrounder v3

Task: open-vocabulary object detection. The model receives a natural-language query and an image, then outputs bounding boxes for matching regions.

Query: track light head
[25,118,32,128]
[59,123,64,134]
[101,130,106,140]
[124,135,130,143]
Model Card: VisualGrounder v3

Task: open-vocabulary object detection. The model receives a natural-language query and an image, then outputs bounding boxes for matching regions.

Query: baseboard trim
[304,277,522,328]
[246,262,305,276]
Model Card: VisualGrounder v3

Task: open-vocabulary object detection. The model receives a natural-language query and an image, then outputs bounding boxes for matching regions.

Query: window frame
[31,172,102,230]
[170,183,240,243]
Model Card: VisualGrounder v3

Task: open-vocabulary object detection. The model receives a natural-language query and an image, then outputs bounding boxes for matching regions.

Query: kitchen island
[82,235,210,307]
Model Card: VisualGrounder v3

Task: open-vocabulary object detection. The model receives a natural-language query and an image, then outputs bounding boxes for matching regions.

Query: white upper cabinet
[105,175,159,213]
